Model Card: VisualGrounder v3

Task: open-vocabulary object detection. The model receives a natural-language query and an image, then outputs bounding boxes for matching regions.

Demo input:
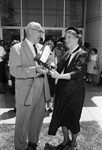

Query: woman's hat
[65,26,81,36]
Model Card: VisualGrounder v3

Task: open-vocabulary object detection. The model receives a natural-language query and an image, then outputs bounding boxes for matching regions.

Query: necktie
[33,44,37,55]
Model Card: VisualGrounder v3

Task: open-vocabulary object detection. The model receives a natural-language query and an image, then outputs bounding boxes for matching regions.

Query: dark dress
[48,46,88,135]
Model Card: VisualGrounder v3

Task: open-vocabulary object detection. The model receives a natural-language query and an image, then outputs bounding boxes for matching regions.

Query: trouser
[14,91,45,150]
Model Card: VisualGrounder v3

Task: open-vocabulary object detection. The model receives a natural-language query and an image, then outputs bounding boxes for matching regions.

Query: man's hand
[36,66,48,75]
[34,54,41,63]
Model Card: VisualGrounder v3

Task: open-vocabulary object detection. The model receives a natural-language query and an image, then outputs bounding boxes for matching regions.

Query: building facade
[0,0,85,42]
[1,0,102,82]
[85,0,102,82]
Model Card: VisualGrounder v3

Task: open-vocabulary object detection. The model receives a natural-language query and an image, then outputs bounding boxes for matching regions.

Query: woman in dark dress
[48,27,88,150]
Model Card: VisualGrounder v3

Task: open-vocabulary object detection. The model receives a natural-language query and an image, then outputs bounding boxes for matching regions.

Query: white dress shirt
[0,46,6,62]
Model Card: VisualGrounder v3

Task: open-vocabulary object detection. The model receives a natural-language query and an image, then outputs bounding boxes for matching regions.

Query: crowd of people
[0,21,100,150]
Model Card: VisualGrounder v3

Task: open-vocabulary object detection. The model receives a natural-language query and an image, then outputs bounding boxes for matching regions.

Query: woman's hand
[49,69,60,78]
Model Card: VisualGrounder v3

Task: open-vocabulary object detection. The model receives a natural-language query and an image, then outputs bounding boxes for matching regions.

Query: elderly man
[9,22,50,150]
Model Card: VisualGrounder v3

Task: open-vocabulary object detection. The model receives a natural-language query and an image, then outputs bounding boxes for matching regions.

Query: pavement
[0,82,102,128]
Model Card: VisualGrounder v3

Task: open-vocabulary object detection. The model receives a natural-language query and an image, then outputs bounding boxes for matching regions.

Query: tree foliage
[1,0,18,26]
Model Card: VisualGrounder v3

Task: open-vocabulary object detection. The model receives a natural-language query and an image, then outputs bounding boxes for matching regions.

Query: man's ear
[29,28,32,35]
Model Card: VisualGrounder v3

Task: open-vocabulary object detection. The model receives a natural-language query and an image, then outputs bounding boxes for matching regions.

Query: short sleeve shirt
[0,46,6,62]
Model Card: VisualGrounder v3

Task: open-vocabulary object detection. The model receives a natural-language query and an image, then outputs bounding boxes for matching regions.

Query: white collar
[69,45,79,54]
[25,38,33,48]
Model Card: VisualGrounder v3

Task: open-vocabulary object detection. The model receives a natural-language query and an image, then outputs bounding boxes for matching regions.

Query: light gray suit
[9,40,50,150]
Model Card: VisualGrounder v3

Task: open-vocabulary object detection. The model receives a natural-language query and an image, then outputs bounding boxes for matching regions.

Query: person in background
[1,40,8,84]
[48,26,88,150]
[34,38,55,112]
[51,41,66,107]
[9,22,50,150]
[54,41,65,68]
[7,40,20,112]
[82,42,90,80]
[86,48,98,83]
[56,37,68,53]
[46,41,66,113]
[43,39,55,112]
[97,71,102,86]
[9,40,20,94]
[0,40,7,93]
[39,37,44,44]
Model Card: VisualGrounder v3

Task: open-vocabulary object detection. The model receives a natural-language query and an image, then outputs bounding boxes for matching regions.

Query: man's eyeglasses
[31,28,44,33]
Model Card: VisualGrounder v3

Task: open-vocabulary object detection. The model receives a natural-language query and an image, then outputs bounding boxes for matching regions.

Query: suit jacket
[9,40,50,105]
[48,46,88,135]
[57,47,88,80]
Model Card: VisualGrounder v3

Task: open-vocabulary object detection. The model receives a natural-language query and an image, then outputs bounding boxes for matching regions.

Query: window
[45,30,62,43]
[3,29,20,43]
[65,0,84,28]
[44,0,63,27]
[1,0,21,26]
[22,0,42,26]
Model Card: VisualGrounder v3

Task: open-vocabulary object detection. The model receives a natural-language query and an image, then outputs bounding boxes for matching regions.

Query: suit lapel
[68,48,81,66]
[22,40,36,66]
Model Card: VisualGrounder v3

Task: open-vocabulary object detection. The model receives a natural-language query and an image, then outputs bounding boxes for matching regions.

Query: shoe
[28,142,37,150]
[86,79,89,82]
[24,148,29,150]
[68,140,71,147]
[47,108,53,113]
[83,76,86,80]
[86,79,91,83]
[24,148,32,150]
[13,108,16,113]
[89,79,91,83]
[97,83,102,86]
[56,143,68,150]
[56,140,71,150]
[70,141,77,150]
[0,90,6,94]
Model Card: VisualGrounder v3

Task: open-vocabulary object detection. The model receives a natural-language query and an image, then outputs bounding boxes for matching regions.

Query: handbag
[93,66,98,74]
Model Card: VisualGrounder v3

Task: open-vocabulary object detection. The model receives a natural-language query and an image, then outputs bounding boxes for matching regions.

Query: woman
[54,41,65,67]
[86,48,98,83]
[48,27,88,150]
[47,41,65,112]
